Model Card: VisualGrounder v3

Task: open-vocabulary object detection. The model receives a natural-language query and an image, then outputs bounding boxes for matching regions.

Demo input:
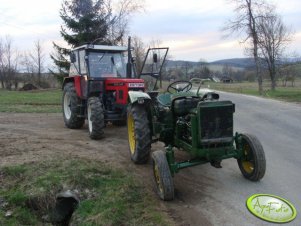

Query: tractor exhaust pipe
[126,36,132,78]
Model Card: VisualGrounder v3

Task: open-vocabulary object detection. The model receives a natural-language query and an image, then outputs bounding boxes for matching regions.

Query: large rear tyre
[62,83,85,129]
[127,104,151,164]
[152,150,174,201]
[237,134,266,181]
[87,97,105,140]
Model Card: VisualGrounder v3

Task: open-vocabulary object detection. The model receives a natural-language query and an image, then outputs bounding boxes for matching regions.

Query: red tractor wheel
[87,97,105,140]
[62,83,85,129]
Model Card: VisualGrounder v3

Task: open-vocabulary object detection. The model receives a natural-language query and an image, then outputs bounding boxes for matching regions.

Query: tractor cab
[69,45,128,79]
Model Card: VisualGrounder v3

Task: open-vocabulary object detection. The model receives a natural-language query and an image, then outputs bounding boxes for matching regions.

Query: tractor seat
[172,97,200,116]
[157,93,172,107]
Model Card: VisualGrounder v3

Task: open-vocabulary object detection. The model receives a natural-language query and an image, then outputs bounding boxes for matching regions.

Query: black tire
[237,134,266,181]
[152,150,174,201]
[87,97,105,140]
[62,83,85,129]
[127,104,151,164]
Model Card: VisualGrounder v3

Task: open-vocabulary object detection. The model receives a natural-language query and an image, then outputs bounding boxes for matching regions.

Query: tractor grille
[199,101,234,144]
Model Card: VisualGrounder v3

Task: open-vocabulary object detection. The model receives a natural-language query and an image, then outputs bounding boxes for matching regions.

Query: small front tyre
[237,134,266,181]
[152,150,174,201]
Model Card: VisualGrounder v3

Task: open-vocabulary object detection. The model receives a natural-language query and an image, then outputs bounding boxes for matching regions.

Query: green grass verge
[209,82,301,103]
[0,89,62,113]
[0,159,170,226]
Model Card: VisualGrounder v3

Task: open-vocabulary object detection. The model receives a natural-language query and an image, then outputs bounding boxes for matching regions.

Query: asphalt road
[168,91,301,226]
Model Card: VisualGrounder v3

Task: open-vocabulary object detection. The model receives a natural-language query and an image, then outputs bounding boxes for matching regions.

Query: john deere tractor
[62,38,145,139]
[127,50,266,200]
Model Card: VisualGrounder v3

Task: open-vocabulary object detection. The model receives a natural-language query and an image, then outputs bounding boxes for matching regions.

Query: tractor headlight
[137,97,144,104]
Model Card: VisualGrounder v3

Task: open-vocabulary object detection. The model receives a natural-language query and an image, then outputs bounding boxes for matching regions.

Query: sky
[0,0,301,67]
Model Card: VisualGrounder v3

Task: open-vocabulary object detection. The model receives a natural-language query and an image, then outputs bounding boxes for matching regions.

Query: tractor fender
[62,76,82,98]
[128,91,151,104]
[197,89,219,100]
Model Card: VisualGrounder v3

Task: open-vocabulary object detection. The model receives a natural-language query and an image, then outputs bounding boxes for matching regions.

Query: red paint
[105,78,144,105]
[74,76,82,98]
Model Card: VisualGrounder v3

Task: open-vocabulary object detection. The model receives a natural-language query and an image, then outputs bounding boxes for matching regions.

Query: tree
[105,0,144,45]
[257,12,292,90]
[224,0,272,95]
[0,36,21,90]
[51,0,109,81]
[194,61,211,79]
[30,40,45,86]
[51,0,144,83]
[222,64,234,79]
[132,36,145,75]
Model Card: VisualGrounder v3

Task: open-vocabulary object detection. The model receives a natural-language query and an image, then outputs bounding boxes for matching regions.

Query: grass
[208,81,301,103]
[0,89,62,113]
[0,159,171,226]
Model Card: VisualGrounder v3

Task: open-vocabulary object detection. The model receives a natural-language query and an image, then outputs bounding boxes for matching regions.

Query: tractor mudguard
[197,89,219,100]
[128,91,151,104]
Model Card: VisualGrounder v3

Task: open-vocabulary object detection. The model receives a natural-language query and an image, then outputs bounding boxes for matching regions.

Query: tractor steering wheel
[167,81,192,94]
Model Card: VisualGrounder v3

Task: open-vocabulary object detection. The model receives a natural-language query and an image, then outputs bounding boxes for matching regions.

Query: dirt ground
[0,112,212,226]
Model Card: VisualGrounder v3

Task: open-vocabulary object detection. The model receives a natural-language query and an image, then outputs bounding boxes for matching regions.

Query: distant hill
[165,58,256,70]
[210,58,255,68]
[165,60,200,68]
[164,58,301,71]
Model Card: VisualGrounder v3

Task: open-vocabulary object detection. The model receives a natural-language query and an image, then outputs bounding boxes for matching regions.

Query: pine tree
[50,0,109,82]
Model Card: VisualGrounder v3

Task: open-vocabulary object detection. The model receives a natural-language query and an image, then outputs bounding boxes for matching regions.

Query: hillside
[210,58,255,68]
[165,58,255,70]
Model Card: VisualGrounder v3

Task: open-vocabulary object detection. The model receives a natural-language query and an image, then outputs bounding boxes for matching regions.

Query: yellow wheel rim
[127,113,136,154]
[242,161,254,174]
[154,164,163,194]
[242,143,254,174]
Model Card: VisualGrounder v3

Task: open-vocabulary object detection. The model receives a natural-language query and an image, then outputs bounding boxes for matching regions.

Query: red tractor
[62,38,146,139]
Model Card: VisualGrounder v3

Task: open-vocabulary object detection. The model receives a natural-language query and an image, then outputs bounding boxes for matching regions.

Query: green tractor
[127,49,266,200]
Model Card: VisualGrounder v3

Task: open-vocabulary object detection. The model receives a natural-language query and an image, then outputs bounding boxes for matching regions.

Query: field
[0,89,61,113]
[206,80,301,103]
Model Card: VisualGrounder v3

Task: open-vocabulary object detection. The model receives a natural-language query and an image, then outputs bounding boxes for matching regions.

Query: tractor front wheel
[152,150,174,201]
[127,104,151,164]
[87,97,105,140]
[62,83,85,129]
[237,134,266,181]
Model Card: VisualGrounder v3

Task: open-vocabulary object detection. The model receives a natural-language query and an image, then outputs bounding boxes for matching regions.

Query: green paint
[246,194,297,223]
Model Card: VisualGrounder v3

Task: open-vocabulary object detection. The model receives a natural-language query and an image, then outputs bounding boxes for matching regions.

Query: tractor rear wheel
[152,150,174,201]
[87,97,105,140]
[62,83,85,129]
[237,134,266,181]
[127,104,151,164]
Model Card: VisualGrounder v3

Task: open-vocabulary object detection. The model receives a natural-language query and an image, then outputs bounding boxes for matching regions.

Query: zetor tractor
[62,38,145,139]
[127,51,266,200]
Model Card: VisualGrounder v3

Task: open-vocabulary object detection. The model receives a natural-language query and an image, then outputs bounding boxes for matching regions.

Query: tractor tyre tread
[88,97,105,140]
[152,150,174,201]
[62,83,85,129]
[238,133,266,181]
[128,104,151,164]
